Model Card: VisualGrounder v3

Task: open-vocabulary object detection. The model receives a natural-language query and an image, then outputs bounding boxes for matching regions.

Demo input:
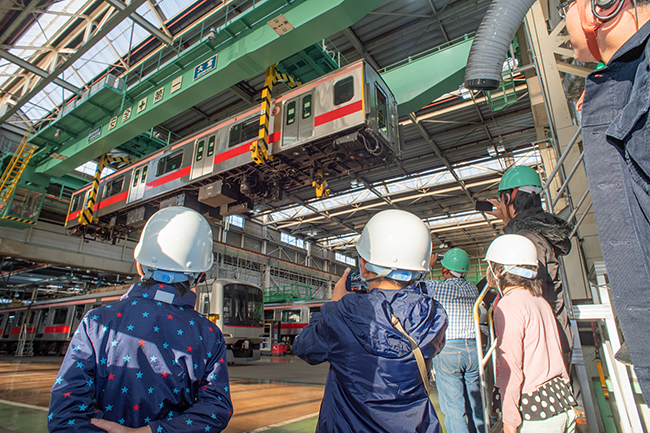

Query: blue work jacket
[48,282,233,432]
[293,284,447,433]
[581,18,650,399]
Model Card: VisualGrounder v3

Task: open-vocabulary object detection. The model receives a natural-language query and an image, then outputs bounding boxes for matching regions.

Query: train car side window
[140,165,148,184]
[302,95,312,119]
[156,150,183,177]
[52,308,68,325]
[27,311,36,325]
[376,86,388,136]
[207,136,216,157]
[228,116,260,148]
[17,312,24,327]
[195,139,205,162]
[286,101,296,125]
[334,76,354,105]
[102,176,124,199]
[132,169,140,187]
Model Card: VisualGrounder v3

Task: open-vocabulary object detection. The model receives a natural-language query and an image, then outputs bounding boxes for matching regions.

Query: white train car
[66,59,399,238]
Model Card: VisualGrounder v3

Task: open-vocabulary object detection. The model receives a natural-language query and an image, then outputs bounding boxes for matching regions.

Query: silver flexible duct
[464,0,537,90]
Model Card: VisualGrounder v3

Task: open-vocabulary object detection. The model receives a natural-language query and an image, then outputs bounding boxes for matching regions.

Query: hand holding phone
[345,270,368,292]
[475,200,493,212]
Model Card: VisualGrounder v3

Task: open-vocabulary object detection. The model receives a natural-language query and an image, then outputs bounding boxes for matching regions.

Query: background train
[66,59,400,239]
[263,300,325,350]
[0,278,264,362]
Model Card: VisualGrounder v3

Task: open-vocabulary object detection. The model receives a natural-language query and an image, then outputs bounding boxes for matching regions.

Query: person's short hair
[375,276,410,289]
[491,262,542,297]
[500,188,542,214]
[141,278,191,298]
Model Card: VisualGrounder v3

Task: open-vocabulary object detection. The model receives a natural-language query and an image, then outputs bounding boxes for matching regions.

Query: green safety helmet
[440,248,470,274]
[498,165,543,193]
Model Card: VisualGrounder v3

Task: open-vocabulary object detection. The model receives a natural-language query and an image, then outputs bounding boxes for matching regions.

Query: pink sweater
[494,288,569,428]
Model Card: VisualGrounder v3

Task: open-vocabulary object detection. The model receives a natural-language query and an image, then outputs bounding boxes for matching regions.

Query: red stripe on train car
[9,327,35,335]
[44,326,71,334]
[146,166,191,189]
[272,323,308,329]
[222,324,264,329]
[97,191,129,210]
[314,100,363,127]
[67,209,81,222]
[213,142,252,165]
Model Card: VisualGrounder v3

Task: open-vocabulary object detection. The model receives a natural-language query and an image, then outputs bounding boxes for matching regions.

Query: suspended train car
[0,279,264,363]
[65,59,399,238]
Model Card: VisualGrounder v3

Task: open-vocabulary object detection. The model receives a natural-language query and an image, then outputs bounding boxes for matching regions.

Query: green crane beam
[35,0,387,177]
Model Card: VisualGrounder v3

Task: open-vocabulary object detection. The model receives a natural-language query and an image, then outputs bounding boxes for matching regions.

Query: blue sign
[193,55,217,81]
[88,125,102,142]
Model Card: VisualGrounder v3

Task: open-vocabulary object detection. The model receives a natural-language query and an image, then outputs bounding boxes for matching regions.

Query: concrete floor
[0,354,452,433]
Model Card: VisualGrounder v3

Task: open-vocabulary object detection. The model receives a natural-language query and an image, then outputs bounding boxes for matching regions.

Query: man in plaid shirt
[425,248,484,433]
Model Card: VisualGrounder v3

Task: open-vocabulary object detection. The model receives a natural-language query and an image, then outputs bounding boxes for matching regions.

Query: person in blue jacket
[48,206,233,433]
[293,209,448,433]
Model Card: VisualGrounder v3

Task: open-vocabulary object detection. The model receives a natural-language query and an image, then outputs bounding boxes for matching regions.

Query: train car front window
[223,284,263,327]
[334,76,354,105]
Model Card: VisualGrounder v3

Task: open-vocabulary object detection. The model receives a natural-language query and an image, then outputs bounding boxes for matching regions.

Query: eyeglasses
[557,0,576,18]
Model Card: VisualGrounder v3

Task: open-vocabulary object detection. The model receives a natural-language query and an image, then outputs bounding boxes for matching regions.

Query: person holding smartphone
[293,210,448,433]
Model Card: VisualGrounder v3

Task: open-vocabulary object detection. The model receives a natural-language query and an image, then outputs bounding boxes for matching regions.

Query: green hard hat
[440,248,470,274]
[498,165,542,191]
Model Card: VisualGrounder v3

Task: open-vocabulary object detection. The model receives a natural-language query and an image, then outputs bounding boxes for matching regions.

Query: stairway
[15,324,34,357]
[0,128,35,210]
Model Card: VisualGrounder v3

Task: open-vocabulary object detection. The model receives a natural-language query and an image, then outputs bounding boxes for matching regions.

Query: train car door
[283,93,314,147]
[35,309,48,338]
[68,306,85,338]
[190,134,216,180]
[127,164,148,203]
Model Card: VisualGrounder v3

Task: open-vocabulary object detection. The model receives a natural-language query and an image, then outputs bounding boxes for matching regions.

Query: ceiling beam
[0,48,81,94]
[103,0,173,46]
[342,27,380,70]
[0,0,40,45]
[0,0,149,125]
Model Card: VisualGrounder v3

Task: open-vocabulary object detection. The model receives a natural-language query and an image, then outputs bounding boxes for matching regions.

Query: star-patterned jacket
[48,281,233,432]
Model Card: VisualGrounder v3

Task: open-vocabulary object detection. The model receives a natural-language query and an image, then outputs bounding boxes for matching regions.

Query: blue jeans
[433,339,484,433]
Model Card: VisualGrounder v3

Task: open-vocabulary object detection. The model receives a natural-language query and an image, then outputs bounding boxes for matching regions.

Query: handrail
[542,128,581,205]
[551,149,585,209]
[473,284,498,433]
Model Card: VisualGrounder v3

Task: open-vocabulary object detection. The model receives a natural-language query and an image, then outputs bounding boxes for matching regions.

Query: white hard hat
[485,234,538,279]
[356,209,431,274]
[134,206,214,273]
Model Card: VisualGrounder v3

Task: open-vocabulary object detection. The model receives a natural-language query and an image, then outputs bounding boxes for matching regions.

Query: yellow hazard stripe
[1,216,36,225]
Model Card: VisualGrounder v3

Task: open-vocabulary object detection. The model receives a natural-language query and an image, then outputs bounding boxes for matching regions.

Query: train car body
[264,300,325,347]
[0,279,264,363]
[66,60,399,238]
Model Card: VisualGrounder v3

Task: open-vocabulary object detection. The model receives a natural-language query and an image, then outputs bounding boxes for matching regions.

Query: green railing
[263,284,313,303]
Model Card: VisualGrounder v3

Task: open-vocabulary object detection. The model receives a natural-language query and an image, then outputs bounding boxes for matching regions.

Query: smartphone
[475,200,493,212]
[345,270,368,292]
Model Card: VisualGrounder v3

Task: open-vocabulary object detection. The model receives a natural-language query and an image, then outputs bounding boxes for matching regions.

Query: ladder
[0,127,35,210]
[15,323,34,357]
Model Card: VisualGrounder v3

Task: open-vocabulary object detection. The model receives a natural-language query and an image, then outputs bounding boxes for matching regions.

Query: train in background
[66,59,400,240]
[263,300,325,349]
[0,279,264,363]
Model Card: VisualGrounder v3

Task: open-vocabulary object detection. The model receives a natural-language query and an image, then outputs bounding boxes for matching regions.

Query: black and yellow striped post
[78,154,134,225]
[1,216,36,225]
[251,64,301,166]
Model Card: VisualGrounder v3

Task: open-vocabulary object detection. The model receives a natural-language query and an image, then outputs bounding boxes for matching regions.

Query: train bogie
[65,60,399,239]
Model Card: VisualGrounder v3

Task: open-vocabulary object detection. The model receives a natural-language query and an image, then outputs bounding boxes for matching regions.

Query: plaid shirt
[424,278,478,340]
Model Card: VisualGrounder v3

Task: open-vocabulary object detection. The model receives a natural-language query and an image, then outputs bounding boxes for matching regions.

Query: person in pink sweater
[485,234,576,433]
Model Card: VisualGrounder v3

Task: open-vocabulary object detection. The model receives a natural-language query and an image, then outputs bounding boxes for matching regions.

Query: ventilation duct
[464,0,536,91]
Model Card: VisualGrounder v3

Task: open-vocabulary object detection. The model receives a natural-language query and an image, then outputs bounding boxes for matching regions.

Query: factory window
[102,176,124,199]
[281,232,304,248]
[156,150,184,177]
[335,252,356,266]
[52,308,68,325]
[334,76,354,105]
[302,95,312,119]
[229,116,260,148]
[286,101,296,125]
[227,214,244,228]
[207,136,216,157]
[141,165,148,184]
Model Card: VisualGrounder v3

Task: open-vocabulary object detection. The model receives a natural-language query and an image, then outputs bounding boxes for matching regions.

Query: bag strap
[391,314,430,396]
